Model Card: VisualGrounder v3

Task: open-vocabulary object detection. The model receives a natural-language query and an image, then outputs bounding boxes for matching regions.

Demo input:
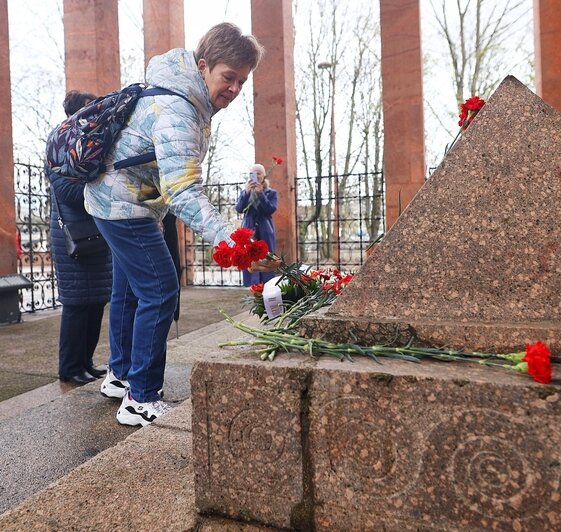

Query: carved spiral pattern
[228,408,286,464]
[320,397,421,497]
[426,409,557,522]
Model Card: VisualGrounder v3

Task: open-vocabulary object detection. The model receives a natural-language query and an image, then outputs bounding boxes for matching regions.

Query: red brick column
[0,0,16,274]
[63,0,121,95]
[143,0,184,68]
[534,0,561,111]
[380,0,426,229]
[251,0,297,262]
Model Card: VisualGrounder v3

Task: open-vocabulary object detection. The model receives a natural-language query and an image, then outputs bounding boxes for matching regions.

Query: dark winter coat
[47,167,112,306]
[235,185,278,251]
[235,184,278,286]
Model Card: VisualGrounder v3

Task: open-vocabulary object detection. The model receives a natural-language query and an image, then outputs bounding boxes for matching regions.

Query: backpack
[45,83,189,183]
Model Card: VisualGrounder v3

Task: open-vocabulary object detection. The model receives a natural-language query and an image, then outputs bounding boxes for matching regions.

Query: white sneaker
[116,392,173,427]
[100,370,129,399]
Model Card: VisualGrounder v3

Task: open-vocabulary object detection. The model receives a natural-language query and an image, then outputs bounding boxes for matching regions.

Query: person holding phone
[235,163,278,286]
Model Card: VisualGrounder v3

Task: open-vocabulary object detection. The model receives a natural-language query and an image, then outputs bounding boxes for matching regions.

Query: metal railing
[13,163,385,310]
[294,171,385,272]
[15,162,58,312]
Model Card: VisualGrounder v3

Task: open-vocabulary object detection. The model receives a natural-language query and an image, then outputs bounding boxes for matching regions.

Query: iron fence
[12,163,385,311]
[15,162,58,312]
[294,171,385,272]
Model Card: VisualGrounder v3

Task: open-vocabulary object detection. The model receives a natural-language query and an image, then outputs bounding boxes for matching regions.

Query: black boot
[85,365,108,378]
[60,371,97,385]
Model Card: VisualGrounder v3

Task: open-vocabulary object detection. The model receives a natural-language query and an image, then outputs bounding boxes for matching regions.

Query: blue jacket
[84,48,234,247]
[47,167,112,306]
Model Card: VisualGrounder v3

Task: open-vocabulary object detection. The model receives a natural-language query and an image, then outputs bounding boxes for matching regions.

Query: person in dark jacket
[235,163,278,286]
[47,90,112,385]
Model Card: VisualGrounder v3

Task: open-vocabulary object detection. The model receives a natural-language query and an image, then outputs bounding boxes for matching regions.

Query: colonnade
[1,0,560,275]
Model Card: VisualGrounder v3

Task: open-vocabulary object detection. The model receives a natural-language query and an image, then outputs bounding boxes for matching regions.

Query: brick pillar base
[251,0,297,262]
[534,0,561,111]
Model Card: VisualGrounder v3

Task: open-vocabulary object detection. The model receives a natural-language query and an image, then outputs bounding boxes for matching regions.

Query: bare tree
[431,0,531,105]
[10,1,66,165]
[424,0,534,164]
[294,0,385,261]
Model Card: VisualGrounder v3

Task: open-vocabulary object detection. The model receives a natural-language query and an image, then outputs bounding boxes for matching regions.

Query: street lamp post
[318,61,340,268]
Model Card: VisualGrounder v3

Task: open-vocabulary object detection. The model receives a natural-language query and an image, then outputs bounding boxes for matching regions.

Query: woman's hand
[248,255,282,273]
[246,181,264,194]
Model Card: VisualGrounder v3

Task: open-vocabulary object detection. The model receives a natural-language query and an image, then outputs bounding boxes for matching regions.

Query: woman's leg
[94,217,178,402]
[107,256,137,380]
[85,303,107,366]
[59,304,89,377]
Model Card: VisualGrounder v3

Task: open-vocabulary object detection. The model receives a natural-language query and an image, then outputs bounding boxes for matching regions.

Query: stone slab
[302,76,561,357]
[300,311,561,358]
[192,355,310,531]
[191,352,561,531]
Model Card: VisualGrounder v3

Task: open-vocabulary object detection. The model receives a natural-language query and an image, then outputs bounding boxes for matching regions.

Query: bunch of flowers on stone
[245,267,353,329]
[220,309,554,384]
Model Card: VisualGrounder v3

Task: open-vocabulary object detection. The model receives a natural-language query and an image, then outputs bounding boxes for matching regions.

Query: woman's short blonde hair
[195,23,265,72]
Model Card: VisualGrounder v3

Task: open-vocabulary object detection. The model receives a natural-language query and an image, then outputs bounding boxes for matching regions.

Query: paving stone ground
[0,287,247,401]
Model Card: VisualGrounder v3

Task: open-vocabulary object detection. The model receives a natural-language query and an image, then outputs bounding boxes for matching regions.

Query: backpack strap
[111,87,192,172]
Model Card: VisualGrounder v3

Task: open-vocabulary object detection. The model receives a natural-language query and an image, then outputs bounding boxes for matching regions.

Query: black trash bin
[0,274,33,324]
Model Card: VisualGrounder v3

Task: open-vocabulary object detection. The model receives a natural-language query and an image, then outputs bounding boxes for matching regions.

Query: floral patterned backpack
[45,83,188,183]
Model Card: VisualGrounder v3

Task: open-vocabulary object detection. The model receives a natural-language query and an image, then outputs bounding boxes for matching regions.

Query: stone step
[0,312,254,520]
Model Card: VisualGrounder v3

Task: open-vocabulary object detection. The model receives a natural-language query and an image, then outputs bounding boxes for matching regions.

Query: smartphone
[249,171,258,183]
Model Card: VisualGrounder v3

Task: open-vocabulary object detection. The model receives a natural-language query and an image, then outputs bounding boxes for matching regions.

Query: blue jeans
[94,217,178,402]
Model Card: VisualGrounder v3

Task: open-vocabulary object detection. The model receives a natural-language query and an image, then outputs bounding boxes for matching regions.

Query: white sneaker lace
[151,400,172,416]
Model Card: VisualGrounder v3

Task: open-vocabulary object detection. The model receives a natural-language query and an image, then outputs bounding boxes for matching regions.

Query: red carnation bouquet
[213,227,312,293]
[212,228,269,271]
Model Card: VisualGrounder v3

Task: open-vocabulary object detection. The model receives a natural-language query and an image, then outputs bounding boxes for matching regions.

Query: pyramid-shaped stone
[302,76,561,356]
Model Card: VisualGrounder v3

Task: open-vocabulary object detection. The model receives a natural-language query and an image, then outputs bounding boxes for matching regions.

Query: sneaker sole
[116,407,157,427]
[100,380,129,399]
[101,387,128,399]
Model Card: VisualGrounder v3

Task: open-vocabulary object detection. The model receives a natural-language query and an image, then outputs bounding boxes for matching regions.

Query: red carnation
[523,341,552,384]
[464,96,485,111]
[212,241,233,268]
[458,96,486,129]
[246,240,269,262]
[272,156,284,165]
[231,246,253,270]
[250,283,264,294]
[231,227,254,245]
